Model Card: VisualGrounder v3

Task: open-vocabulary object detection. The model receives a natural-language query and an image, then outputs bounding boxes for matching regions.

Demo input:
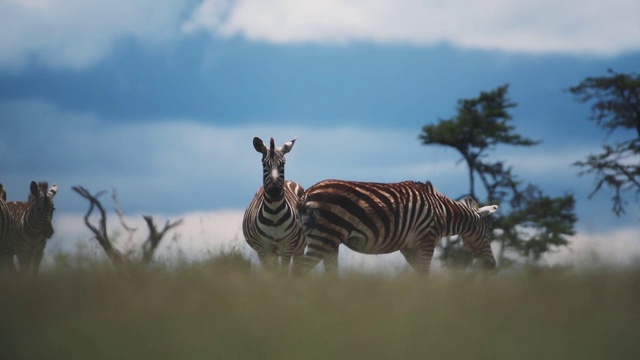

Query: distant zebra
[295,179,498,274]
[7,181,58,273]
[242,137,307,271]
[0,183,14,272]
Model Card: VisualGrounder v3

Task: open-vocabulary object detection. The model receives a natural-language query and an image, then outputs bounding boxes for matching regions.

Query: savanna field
[1,253,638,360]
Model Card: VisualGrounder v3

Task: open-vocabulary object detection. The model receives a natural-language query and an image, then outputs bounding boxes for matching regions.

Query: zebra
[0,183,14,272]
[7,181,58,273]
[242,137,307,272]
[295,179,498,274]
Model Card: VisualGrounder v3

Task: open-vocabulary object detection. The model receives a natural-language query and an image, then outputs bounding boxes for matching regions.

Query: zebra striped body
[296,179,498,274]
[0,184,13,272]
[242,137,306,271]
[7,181,58,273]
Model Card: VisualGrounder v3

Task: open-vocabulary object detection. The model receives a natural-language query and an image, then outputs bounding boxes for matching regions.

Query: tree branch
[141,215,183,264]
[71,186,124,266]
[112,189,138,252]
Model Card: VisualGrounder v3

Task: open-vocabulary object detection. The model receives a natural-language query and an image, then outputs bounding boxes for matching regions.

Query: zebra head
[28,181,58,236]
[460,197,498,270]
[253,137,296,198]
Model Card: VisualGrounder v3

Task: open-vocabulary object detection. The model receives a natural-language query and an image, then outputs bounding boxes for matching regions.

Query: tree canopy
[420,84,576,267]
[420,85,539,201]
[569,69,640,216]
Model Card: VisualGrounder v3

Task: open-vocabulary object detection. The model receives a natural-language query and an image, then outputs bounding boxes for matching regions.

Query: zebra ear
[48,184,58,198]
[0,183,6,202]
[253,137,267,156]
[281,138,297,155]
[478,205,498,217]
[30,181,40,197]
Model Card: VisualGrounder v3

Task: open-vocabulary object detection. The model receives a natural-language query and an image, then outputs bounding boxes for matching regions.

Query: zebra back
[297,179,498,273]
[243,137,306,269]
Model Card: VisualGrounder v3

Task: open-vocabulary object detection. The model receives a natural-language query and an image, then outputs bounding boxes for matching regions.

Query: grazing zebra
[295,179,498,274]
[7,181,58,273]
[242,137,307,272]
[0,183,14,272]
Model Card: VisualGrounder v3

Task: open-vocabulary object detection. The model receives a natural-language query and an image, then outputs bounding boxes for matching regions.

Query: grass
[0,255,639,360]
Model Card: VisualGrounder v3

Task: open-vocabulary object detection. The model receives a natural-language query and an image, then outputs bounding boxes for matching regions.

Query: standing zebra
[295,179,498,274]
[7,181,58,273]
[243,137,307,272]
[0,183,14,272]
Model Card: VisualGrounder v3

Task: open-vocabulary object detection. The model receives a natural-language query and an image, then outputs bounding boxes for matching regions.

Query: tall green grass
[1,255,638,360]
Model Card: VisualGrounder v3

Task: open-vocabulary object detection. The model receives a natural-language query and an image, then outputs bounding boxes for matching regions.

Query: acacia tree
[420,85,577,267]
[568,69,640,216]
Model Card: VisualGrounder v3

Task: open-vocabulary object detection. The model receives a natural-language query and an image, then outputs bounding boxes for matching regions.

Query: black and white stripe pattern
[7,181,58,273]
[243,137,306,271]
[296,179,498,274]
[0,183,13,272]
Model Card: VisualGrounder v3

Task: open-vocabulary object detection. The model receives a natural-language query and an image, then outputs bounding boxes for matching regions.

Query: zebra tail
[296,197,316,231]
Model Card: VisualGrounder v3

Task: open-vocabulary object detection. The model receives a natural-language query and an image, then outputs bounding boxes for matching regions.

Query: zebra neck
[261,194,289,218]
[24,207,47,237]
[441,198,474,237]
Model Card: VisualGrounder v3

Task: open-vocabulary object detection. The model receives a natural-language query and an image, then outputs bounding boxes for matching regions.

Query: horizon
[2,0,639,268]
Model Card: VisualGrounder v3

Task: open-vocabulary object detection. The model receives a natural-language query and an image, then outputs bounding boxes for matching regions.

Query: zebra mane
[424,181,434,192]
[460,196,498,217]
[460,196,479,209]
[269,137,276,158]
[423,181,444,197]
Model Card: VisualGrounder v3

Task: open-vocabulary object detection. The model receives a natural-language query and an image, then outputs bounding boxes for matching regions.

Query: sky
[1,0,639,268]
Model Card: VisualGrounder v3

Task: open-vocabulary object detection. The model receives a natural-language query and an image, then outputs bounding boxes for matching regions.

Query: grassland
[1,255,638,360]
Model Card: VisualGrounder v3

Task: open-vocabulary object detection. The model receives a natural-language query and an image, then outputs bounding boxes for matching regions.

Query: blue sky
[1,1,639,260]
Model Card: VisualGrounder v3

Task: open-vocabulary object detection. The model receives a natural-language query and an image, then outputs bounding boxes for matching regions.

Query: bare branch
[72,186,124,266]
[112,189,138,252]
[141,215,183,264]
[112,189,137,232]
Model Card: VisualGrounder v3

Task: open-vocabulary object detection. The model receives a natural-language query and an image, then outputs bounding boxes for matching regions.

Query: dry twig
[141,216,184,264]
[71,186,124,266]
[73,185,183,267]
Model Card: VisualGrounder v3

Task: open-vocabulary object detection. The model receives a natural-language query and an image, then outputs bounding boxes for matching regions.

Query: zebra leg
[31,245,45,274]
[257,251,279,272]
[401,238,436,274]
[292,235,333,275]
[15,252,32,274]
[0,255,16,273]
[289,247,306,275]
[0,239,16,272]
[322,246,339,275]
[280,253,293,274]
[461,235,497,271]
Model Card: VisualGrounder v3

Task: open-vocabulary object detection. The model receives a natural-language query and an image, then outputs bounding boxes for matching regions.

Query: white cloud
[184,0,640,55]
[46,210,248,266]
[543,228,640,268]
[0,0,188,69]
[0,99,625,222]
[1,100,472,215]
[2,0,638,70]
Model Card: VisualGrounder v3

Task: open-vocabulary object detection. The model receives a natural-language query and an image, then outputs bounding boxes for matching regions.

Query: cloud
[0,98,625,225]
[0,0,189,70]
[543,227,640,268]
[0,99,473,214]
[184,0,640,55]
[48,210,249,263]
[3,1,638,70]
